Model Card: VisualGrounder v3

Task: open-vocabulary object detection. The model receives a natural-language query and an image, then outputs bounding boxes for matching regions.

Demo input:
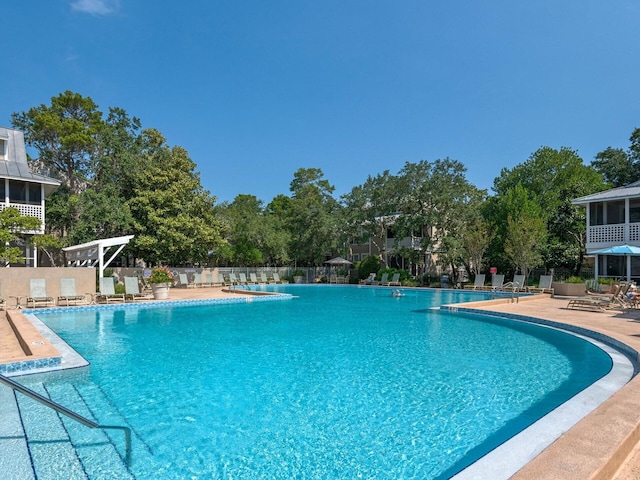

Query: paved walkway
[3,287,640,478]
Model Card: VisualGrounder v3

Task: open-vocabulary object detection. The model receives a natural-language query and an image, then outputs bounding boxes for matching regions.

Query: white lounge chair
[529,275,554,296]
[96,277,125,304]
[57,278,88,306]
[502,274,526,292]
[249,273,259,284]
[464,274,486,290]
[124,276,152,301]
[26,279,55,308]
[386,273,401,286]
[178,273,195,288]
[260,272,269,284]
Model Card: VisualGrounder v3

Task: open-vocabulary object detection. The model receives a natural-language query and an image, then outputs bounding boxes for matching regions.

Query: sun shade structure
[62,235,134,278]
[588,244,640,282]
[324,257,352,265]
[589,244,640,255]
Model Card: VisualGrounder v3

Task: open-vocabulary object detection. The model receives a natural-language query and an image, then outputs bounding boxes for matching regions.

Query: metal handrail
[0,374,131,466]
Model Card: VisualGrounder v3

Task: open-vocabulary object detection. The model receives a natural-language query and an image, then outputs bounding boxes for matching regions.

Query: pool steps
[8,378,137,479]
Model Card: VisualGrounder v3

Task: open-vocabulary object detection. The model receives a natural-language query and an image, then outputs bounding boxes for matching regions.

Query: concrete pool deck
[2,286,640,478]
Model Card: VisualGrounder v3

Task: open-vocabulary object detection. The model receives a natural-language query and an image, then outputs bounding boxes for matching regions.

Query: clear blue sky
[2,1,638,204]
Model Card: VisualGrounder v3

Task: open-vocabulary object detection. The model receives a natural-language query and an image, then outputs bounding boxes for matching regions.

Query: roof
[0,127,61,196]
[572,180,640,205]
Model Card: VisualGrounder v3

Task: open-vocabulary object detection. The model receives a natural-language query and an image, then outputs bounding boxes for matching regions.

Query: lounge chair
[502,274,526,292]
[229,273,240,285]
[250,273,259,284]
[178,273,195,288]
[529,275,554,296]
[96,277,126,304]
[360,272,377,285]
[260,272,269,284]
[57,278,88,306]
[482,274,504,291]
[387,273,401,286]
[193,273,203,287]
[272,273,288,284]
[124,276,153,301]
[567,284,628,311]
[26,279,55,308]
[378,273,389,285]
[464,274,486,290]
[238,273,249,285]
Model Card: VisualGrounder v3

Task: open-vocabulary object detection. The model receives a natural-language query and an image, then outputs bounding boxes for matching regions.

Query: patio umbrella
[324,257,352,265]
[590,244,640,282]
[590,244,640,255]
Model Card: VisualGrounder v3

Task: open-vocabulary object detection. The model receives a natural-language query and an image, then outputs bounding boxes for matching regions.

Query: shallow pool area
[4,286,633,479]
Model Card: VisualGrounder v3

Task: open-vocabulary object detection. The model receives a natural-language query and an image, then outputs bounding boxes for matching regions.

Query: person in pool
[391,289,404,297]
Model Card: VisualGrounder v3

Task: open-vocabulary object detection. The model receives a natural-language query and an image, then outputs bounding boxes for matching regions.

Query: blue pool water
[22,286,612,479]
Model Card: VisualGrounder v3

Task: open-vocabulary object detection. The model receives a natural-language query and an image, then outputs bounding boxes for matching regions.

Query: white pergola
[62,235,134,278]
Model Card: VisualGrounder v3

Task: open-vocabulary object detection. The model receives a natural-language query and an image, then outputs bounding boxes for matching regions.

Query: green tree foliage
[461,218,494,276]
[288,168,341,266]
[490,147,605,274]
[30,233,64,266]
[592,127,640,187]
[0,208,41,264]
[342,171,400,267]
[221,195,267,266]
[125,129,225,265]
[12,91,104,193]
[394,159,486,281]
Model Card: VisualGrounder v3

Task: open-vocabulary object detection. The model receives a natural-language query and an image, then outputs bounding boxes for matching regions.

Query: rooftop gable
[0,126,60,196]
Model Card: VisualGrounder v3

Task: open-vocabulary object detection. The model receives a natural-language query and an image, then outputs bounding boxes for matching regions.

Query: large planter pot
[151,283,170,300]
[551,282,585,296]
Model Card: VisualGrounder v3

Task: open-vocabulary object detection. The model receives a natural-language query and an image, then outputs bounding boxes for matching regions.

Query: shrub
[357,256,381,281]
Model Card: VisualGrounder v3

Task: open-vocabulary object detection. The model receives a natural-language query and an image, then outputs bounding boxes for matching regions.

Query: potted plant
[147,266,175,300]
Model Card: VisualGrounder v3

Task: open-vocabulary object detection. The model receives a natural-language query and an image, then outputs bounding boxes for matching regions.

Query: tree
[125,129,225,265]
[490,146,605,274]
[341,171,400,267]
[0,208,41,264]
[394,158,486,282]
[592,127,640,187]
[30,233,64,266]
[504,213,547,280]
[11,91,104,193]
[461,218,494,276]
[222,194,267,266]
[287,168,341,266]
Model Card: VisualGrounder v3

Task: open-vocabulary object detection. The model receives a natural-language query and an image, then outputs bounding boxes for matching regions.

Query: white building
[0,127,61,266]
[572,181,640,281]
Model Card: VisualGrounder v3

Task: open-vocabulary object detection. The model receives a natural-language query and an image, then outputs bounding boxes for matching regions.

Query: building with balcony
[0,127,61,266]
[572,181,640,281]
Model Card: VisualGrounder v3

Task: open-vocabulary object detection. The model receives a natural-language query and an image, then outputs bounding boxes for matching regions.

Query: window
[28,183,41,205]
[589,202,604,226]
[9,181,27,203]
[606,200,625,224]
[0,179,4,201]
[630,199,640,223]
[0,138,7,160]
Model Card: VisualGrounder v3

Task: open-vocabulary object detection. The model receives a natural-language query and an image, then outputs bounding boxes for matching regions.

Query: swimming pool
[14,286,619,479]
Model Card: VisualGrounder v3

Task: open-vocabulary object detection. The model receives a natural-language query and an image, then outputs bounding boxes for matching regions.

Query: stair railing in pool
[0,373,132,467]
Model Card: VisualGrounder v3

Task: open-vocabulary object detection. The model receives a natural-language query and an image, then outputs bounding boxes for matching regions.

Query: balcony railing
[0,202,45,233]
[587,223,640,245]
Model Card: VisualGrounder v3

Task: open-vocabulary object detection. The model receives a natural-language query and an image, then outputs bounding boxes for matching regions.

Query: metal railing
[0,373,131,466]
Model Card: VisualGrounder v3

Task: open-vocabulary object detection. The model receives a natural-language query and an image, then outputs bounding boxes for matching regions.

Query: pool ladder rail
[0,373,132,467]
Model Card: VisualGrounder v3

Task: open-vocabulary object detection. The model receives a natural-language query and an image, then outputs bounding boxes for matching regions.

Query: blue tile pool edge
[445,306,636,480]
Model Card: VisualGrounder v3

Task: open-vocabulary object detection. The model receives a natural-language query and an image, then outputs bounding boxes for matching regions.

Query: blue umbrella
[590,244,640,255]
